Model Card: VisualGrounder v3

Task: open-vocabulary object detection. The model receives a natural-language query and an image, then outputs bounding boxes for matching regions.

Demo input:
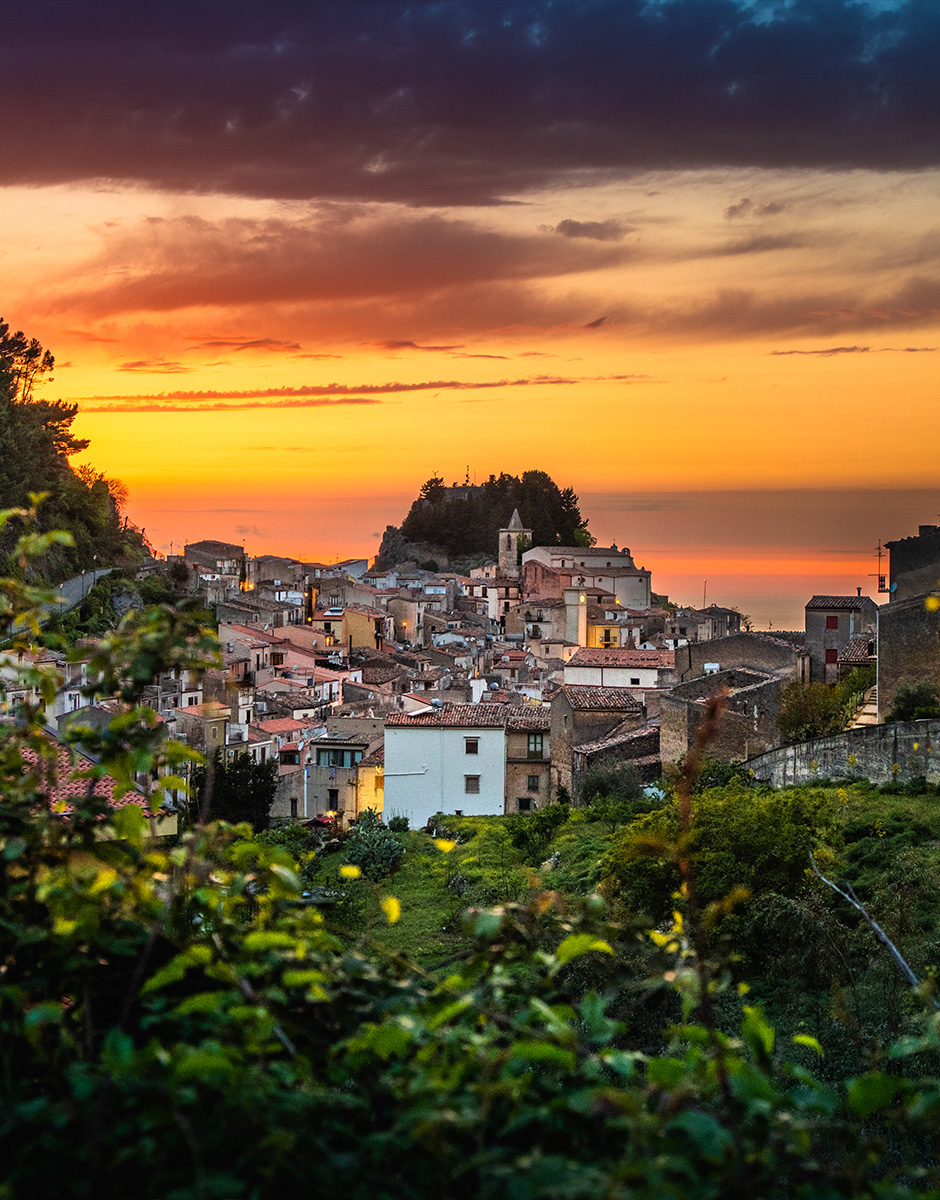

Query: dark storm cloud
[2,1,939,205]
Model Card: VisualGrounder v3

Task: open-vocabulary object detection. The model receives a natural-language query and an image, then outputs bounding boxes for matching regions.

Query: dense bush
[343,809,405,880]
[887,680,940,723]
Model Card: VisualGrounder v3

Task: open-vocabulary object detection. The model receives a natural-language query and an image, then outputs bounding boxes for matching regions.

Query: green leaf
[647,1057,685,1090]
[2,838,27,861]
[742,1005,775,1065]
[847,1072,903,1118]
[244,931,296,953]
[24,1002,63,1028]
[669,1111,733,1164]
[174,991,229,1016]
[174,1052,234,1081]
[792,1033,824,1057]
[555,934,614,964]
[112,803,146,845]
[509,1041,577,1071]
[427,997,473,1029]
[140,955,191,994]
[472,909,504,939]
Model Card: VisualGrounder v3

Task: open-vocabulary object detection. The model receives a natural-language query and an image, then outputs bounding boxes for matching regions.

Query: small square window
[826,615,839,630]
[464,775,480,794]
[630,677,640,685]
[527,774,540,792]
[465,737,479,755]
[517,797,532,812]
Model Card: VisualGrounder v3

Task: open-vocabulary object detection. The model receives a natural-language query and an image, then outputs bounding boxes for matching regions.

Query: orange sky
[2,2,938,628]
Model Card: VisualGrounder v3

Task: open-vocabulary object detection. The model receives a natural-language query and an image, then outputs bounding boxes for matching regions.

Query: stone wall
[746,719,940,787]
[660,669,783,765]
[878,593,940,720]
[672,632,797,682]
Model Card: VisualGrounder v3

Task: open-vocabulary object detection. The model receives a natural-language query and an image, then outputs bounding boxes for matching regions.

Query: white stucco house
[383,704,509,829]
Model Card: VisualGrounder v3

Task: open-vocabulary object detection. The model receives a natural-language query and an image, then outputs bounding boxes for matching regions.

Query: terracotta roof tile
[386,704,508,729]
[568,648,674,669]
[557,685,644,712]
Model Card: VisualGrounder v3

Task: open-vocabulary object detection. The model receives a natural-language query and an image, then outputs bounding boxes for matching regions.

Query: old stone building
[550,685,645,798]
[804,594,878,683]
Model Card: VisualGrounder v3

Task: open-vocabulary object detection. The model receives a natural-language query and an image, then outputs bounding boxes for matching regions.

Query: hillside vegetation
[310,782,940,1084]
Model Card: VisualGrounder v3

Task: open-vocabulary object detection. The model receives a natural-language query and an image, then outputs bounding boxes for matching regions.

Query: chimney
[857,587,862,597]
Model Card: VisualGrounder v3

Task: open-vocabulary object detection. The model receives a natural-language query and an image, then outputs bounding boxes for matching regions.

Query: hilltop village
[13,503,940,834]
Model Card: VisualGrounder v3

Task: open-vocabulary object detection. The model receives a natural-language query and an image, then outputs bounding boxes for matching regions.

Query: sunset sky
[2,0,939,627]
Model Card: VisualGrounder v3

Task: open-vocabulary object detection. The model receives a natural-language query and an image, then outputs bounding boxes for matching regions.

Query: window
[464,775,480,794]
[527,733,544,759]
[465,737,479,755]
[328,788,339,807]
[527,774,540,792]
[517,797,532,812]
[825,649,838,664]
[187,695,198,705]
[826,615,839,630]
[630,677,640,685]
[454,810,463,818]
[290,797,298,819]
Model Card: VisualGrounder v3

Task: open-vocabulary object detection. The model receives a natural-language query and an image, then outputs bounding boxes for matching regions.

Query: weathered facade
[549,685,645,798]
[877,593,940,720]
[805,594,878,683]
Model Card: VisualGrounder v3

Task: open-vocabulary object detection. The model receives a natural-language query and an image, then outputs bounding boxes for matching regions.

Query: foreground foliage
[2,524,940,1197]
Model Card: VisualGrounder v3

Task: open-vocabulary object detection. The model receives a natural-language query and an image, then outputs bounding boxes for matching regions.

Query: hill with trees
[0,319,150,580]
[376,470,593,568]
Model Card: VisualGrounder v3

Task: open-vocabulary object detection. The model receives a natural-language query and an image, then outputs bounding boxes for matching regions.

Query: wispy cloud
[74,372,653,412]
[772,345,939,356]
[117,358,194,373]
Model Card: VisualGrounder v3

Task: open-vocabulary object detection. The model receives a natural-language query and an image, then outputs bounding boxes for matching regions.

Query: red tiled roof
[806,595,873,610]
[506,708,551,731]
[21,741,161,819]
[567,648,674,669]
[557,685,644,712]
[258,718,310,733]
[358,744,385,768]
[386,704,508,729]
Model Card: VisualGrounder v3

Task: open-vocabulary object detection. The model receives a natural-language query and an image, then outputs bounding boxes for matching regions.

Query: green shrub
[343,820,405,881]
[887,681,940,723]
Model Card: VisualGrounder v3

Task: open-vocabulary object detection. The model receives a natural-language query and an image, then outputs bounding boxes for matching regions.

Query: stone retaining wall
[746,719,940,787]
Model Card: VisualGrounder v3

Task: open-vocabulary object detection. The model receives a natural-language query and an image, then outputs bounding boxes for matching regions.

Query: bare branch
[809,852,939,1010]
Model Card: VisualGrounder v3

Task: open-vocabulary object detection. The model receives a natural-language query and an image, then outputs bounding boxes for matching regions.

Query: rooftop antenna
[869,541,890,593]
[702,578,707,609]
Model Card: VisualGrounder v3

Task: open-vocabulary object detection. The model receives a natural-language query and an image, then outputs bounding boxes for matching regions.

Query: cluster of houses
[6,512,940,831]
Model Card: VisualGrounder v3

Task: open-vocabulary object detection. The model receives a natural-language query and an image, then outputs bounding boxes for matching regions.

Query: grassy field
[310,781,940,981]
